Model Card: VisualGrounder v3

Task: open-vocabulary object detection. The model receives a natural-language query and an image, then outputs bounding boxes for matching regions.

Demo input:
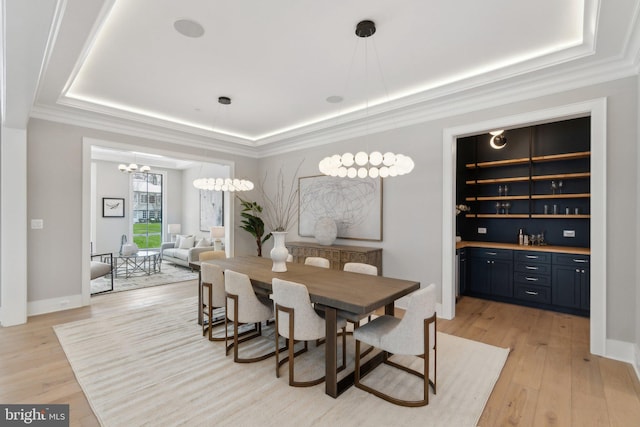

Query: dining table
[190,255,420,398]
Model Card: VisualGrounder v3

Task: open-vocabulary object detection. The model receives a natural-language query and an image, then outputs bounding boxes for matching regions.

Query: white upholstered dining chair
[201,262,226,341]
[304,257,330,268]
[353,284,437,407]
[272,278,347,387]
[224,269,278,363]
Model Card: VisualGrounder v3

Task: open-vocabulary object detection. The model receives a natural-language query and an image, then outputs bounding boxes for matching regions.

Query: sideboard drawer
[514,272,551,286]
[514,251,552,264]
[514,262,551,275]
[514,284,551,304]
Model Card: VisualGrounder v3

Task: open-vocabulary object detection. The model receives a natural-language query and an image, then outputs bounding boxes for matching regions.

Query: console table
[285,241,382,275]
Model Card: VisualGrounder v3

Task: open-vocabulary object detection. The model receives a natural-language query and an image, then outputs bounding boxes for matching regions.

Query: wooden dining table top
[192,255,420,318]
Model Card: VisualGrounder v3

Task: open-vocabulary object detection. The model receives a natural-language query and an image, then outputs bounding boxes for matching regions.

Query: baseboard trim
[28,294,84,317]
[605,338,639,377]
[634,344,640,383]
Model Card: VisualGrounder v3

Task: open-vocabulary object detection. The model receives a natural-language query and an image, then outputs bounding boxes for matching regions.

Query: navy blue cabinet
[466,248,513,298]
[552,254,590,311]
[463,246,589,316]
[513,250,552,305]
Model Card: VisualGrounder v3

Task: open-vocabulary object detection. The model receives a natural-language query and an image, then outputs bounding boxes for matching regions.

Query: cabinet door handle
[525,266,538,270]
[486,252,497,255]
[525,277,539,281]
[525,291,539,296]
[573,259,588,263]
[525,255,539,259]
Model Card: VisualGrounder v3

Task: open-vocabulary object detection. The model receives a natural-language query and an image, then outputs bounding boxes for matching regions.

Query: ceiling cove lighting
[318,20,414,179]
[489,130,507,149]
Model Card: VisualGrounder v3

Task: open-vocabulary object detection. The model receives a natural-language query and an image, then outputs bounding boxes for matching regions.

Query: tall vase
[270,231,289,272]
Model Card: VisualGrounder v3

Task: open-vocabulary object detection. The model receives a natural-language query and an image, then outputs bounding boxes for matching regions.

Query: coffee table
[113,250,161,278]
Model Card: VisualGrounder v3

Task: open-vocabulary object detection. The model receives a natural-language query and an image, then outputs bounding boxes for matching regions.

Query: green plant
[238,197,272,257]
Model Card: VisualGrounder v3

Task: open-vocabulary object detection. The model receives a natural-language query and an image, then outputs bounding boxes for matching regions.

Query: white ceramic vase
[270,231,289,272]
[314,217,338,246]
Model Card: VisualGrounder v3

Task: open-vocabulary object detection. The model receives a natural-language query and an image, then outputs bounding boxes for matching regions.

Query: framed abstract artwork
[298,175,382,241]
[200,190,224,231]
[102,197,125,218]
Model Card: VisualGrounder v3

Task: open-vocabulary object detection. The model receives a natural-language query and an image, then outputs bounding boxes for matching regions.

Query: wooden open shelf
[465,151,590,169]
[531,214,591,219]
[466,195,530,201]
[466,214,530,219]
[466,157,529,169]
[531,151,590,163]
[530,193,590,200]
[466,176,529,185]
[531,172,590,181]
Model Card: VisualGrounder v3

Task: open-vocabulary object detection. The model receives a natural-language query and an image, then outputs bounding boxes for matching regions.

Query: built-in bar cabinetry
[285,242,382,275]
[460,242,590,317]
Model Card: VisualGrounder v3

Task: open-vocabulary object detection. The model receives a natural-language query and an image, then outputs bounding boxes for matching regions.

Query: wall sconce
[489,130,507,149]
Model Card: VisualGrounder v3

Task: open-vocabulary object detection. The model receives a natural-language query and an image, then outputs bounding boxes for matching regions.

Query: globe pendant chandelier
[192,177,254,192]
[191,96,255,192]
[318,20,414,179]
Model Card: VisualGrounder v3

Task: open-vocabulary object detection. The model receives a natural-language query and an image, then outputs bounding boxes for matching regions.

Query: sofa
[161,234,220,268]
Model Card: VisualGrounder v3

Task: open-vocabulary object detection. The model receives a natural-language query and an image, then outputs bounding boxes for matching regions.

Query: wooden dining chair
[224,269,279,363]
[354,284,437,407]
[304,257,330,268]
[272,278,346,387]
[201,262,226,341]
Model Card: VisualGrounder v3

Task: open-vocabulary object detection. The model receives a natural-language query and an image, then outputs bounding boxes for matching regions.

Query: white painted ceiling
[11,0,640,154]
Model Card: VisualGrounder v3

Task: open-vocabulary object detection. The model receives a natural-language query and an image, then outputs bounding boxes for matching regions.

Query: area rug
[91,262,198,294]
[54,297,509,427]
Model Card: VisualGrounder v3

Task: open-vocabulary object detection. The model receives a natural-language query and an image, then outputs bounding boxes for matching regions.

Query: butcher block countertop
[456,240,590,255]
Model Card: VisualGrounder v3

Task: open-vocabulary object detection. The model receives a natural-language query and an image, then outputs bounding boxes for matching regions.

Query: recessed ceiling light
[174,19,205,38]
[326,95,343,104]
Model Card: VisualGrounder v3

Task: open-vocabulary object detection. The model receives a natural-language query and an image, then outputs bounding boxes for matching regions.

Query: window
[132,172,163,249]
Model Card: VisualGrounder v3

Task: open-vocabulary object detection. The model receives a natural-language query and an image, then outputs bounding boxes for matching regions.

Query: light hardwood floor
[1,281,639,426]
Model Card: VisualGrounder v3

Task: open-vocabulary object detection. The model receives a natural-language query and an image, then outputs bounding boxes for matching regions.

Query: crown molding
[29,104,261,158]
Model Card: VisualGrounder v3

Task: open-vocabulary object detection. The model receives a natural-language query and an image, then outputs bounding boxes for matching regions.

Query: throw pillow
[179,235,195,249]
[196,238,211,247]
[174,234,192,248]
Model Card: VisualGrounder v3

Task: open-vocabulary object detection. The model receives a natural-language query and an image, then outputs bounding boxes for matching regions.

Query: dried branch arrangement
[259,160,303,232]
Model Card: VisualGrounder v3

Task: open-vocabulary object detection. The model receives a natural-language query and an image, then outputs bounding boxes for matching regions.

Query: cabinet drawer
[515,251,551,264]
[514,284,551,304]
[552,253,590,266]
[514,262,551,275]
[514,272,551,286]
[468,248,512,260]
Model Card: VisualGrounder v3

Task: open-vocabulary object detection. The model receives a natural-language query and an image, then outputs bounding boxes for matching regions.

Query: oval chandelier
[192,177,254,192]
[318,20,414,179]
[319,151,414,178]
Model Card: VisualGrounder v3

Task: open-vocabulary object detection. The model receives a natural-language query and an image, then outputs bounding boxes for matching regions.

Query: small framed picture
[102,197,125,217]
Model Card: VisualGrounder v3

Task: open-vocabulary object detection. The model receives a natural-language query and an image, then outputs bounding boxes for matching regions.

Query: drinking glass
[496,202,501,214]
[504,202,511,215]
[558,180,563,194]
[503,184,509,197]
[498,185,503,197]
[551,181,557,195]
